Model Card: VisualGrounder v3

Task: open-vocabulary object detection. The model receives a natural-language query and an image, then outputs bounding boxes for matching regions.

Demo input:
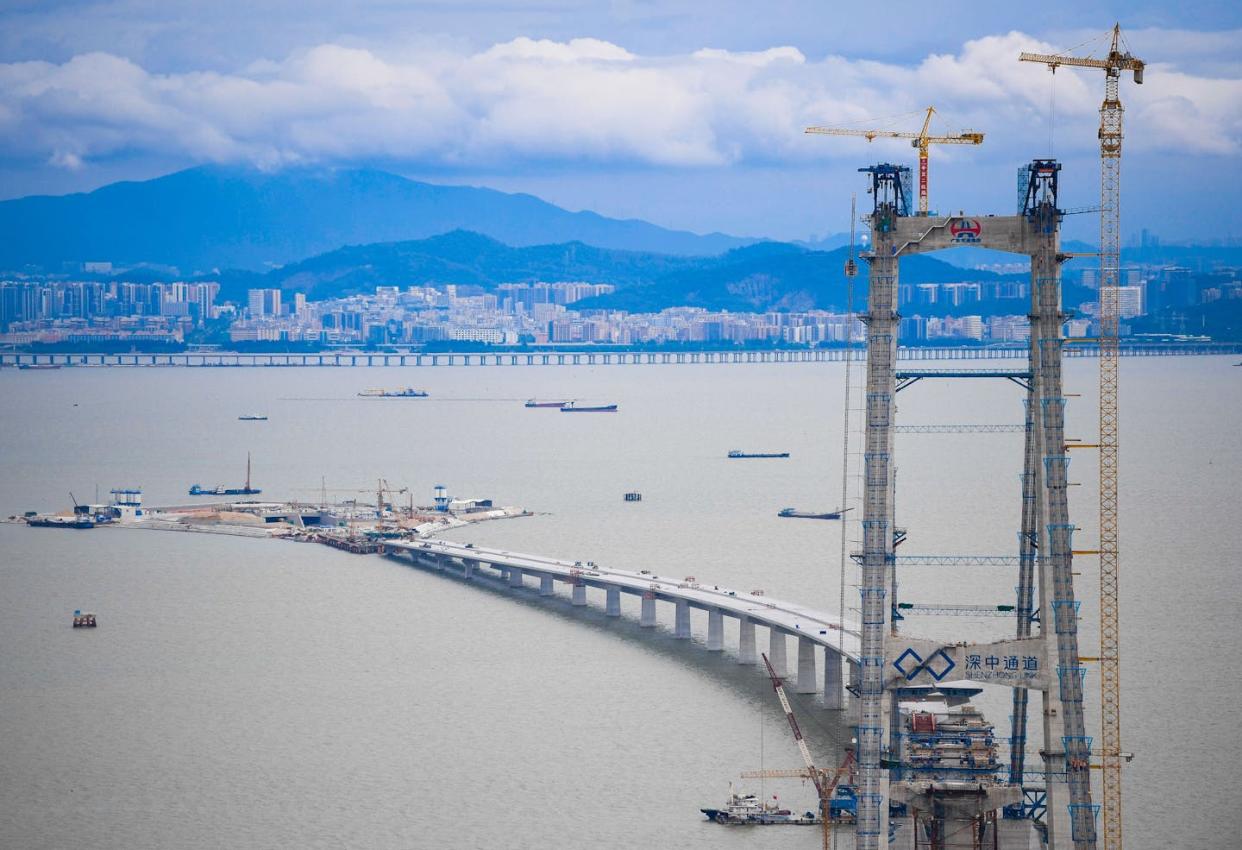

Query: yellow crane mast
[806,107,983,215]
[1021,24,1143,850]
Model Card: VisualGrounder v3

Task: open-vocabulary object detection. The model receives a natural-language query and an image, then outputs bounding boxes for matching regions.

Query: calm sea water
[1,358,1238,849]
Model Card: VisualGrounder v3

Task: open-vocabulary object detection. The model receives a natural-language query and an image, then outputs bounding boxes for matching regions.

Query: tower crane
[760,653,853,850]
[806,107,984,215]
[1021,24,1143,850]
[376,478,409,519]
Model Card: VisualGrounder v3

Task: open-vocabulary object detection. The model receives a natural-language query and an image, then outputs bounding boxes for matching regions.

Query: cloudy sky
[2,0,1240,244]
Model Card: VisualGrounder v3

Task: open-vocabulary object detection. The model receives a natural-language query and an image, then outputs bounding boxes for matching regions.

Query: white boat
[700,785,818,825]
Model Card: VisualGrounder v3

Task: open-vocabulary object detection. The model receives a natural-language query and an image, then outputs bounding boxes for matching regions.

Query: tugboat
[728,450,790,459]
[358,388,429,398]
[700,785,818,825]
[188,452,262,496]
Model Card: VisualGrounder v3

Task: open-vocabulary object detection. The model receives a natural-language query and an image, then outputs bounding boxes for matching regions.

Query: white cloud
[0,31,1237,175]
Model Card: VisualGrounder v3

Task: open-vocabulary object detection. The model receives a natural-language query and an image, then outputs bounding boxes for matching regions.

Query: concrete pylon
[769,629,787,676]
[824,648,844,710]
[462,559,475,580]
[606,587,621,616]
[796,636,817,694]
[640,595,657,627]
[572,583,587,606]
[707,609,724,651]
[508,567,523,588]
[539,575,555,596]
[674,600,691,639]
[738,617,757,664]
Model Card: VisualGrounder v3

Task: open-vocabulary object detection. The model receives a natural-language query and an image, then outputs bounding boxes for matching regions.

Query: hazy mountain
[0,166,752,273]
[214,230,1030,314]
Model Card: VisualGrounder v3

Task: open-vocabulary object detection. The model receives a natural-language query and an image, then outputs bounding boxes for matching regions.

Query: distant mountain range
[210,230,1036,314]
[0,166,752,273]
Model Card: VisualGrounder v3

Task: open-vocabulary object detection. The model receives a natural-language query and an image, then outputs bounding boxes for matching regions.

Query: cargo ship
[524,399,571,408]
[358,388,429,398]
[728,450,790,458]
[189,453,261,496]
[560,402,618,413]
[778,507,852,520]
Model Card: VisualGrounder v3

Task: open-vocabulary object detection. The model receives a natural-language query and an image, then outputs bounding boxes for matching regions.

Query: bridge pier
[462,558,475,580]
[674,600,691,639]
[824,648,844,709]
[539,574,555,596]
[796,636,817,694]
[738,617,757,664]
[768,629,787,676]
[606,587,621,616]
[572,583,587,606]
[508,567,524,588]
[707,610,724,650]
[640,594,657,627]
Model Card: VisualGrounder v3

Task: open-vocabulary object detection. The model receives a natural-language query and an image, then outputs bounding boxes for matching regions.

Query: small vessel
[238,414,268,421]
[19,363,62,370]
[358,388,429,398]
[189,452,261,496]
[778,507,852,520]
[560,402,618,413]
[624,492,642,502]
[728,450,790,459]
[525,399,571,408]
[701,785,818,825]
[72,610,97,628]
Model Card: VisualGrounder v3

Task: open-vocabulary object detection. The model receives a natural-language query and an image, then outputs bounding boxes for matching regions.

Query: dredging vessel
[189,453,261,496]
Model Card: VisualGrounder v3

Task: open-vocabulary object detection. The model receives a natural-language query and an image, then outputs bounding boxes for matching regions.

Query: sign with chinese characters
[884,636,1049,690]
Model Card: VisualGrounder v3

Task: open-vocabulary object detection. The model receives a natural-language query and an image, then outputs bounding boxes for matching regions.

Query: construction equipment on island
[624,492,642,502]
[72,610,97,628]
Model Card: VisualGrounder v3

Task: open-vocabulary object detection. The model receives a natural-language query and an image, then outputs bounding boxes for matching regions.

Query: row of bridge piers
[423,550,853,711]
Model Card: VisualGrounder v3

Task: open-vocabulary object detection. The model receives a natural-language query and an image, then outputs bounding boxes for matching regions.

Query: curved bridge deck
[387,538,861,708]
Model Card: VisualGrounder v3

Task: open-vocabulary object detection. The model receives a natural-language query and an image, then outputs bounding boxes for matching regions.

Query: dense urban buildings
[2,265,1238,348]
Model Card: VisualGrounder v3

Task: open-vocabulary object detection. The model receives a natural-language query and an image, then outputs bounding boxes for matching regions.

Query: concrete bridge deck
[386,537,862,709]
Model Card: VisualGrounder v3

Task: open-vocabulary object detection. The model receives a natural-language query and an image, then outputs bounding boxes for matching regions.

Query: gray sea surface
[1,358,1238,849]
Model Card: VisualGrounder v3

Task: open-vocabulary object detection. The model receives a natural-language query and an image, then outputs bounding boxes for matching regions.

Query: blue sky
[2,1,1240,244]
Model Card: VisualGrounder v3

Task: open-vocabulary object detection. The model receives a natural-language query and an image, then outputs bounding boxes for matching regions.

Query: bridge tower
[856,159,1094,849]
[854,162,909,850]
